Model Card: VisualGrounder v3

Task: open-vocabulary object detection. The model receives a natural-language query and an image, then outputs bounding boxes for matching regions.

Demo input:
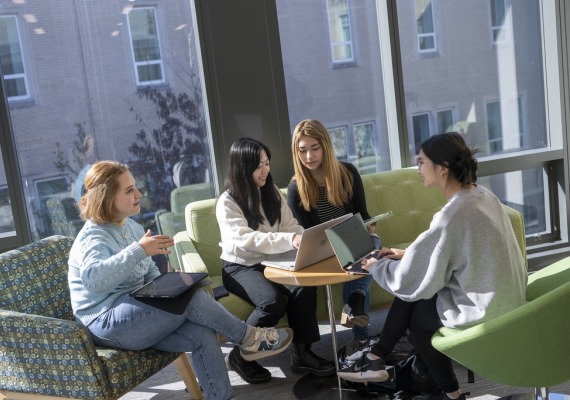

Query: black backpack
[338,335,438,398]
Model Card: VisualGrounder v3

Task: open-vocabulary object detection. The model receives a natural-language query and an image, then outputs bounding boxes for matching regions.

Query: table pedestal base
[292,374,389,399]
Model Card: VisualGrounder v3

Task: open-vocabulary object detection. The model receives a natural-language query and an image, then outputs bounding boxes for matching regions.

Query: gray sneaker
[239,327,294,361]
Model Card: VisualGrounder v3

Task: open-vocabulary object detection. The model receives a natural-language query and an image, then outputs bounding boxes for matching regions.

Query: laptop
[130,272,210,314]
[261,213,352,271]
[325,213,377,275]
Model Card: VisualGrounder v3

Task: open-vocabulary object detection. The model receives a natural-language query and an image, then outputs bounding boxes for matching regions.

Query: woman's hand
[292,233,302,249]
[384,247,405,260]
[367,223,377,234]
[360,247,394,271]
[139,230,175,256]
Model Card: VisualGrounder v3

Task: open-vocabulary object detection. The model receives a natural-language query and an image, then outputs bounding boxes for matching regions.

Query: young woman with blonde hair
[287,119,382,341]
[68,161,293,400]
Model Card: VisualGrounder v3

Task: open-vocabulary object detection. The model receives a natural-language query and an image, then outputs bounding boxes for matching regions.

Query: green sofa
[173,167,527,322]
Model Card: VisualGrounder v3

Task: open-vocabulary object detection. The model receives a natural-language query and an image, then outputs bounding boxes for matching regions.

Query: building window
[0,16,29,100]
[415,0,436,52]
[326,0,354,64]
[127,7,165,85]
[490,0,507,43]
[436,108,454,134]
[486,97,524,154]
[354,122,375,157]
[412,113,431,155]
[329,126,348,161]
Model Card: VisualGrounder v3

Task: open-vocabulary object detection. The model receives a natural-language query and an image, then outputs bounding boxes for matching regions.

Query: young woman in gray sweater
[337,133,527,400]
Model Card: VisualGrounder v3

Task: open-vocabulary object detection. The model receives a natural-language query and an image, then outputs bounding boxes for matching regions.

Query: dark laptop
[325,214,376,275]
[130,272,210,314]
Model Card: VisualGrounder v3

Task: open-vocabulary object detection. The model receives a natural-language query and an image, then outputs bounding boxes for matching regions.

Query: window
[328,126,348,161]
[127,7,165,85]
[415,0,436,52]
[412,113,430,155]
[354,122,375,158]
[486,96,524,154]
[491,0,507,43]
[0,15,29,100]
[326,0,354,64]
[436,108,454,134]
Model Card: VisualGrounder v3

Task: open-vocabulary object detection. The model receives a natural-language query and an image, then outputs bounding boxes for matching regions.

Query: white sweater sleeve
[216,191,304,265]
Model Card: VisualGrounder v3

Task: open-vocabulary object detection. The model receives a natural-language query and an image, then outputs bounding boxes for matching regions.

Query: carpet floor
[119,308,570,400]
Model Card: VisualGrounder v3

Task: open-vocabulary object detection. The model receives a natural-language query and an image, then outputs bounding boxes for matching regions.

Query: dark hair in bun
[420,132,479,185]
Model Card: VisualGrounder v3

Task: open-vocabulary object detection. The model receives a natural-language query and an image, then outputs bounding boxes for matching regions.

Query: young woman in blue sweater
[67,161,293,400]
[338,133,527,400]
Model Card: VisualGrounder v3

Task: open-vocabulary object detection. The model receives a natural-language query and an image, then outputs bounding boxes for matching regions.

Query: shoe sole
[337,369,389,383]
[290,364,337,377]
[225,354,272,384]
[240,331,294,361]
[340,312,369,328]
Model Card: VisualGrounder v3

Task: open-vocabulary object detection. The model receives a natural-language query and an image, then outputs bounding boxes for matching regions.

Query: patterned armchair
[0,235,202,400]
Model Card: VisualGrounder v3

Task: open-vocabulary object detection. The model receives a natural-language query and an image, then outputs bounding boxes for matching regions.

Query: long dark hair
[420,132,479,185]
[223,138,282,229]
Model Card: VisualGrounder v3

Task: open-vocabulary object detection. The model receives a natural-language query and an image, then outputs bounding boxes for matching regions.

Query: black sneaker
[226,346,271,384]
[337,353,388,383]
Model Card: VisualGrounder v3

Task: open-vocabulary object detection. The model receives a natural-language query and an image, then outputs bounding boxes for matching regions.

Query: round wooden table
[264,256,366,399]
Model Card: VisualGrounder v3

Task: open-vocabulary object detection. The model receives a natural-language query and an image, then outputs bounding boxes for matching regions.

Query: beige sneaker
[239,327,294,361]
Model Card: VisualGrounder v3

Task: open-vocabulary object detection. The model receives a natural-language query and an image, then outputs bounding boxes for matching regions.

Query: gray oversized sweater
[369,184,527,328]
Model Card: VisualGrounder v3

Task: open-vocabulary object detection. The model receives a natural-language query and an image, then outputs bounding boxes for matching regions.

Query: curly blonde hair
[291,119,352,211]
[79,161,129,224]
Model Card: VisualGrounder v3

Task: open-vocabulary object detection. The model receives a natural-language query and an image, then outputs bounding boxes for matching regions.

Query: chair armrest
[0,310,109,395]
[174,231,209,274]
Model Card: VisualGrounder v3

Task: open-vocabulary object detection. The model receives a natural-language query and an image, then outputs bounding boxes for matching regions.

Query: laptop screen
[325,214,375,269]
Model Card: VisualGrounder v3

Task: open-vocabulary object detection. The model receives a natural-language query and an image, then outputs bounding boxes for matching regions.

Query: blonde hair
[79,161,129,224]
[291,119,352,211]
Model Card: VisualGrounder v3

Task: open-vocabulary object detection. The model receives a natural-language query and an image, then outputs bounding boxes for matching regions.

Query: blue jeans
[88,289,247,400]
[342,234,381,340]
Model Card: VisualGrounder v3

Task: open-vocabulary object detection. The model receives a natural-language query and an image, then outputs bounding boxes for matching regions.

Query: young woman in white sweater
[337,133,527,400]
[216,138,336,384]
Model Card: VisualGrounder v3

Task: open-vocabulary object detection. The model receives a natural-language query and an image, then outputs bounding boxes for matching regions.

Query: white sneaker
[239,327,294,361]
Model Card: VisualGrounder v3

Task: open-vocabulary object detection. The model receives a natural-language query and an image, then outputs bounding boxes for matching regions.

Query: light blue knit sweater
[68,218,161,327]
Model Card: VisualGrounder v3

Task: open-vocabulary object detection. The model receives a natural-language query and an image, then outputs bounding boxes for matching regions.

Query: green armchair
[431,256,570,392]
[0,235,202,400]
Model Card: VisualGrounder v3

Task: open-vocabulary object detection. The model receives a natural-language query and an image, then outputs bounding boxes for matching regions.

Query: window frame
[126,6,166,86]
[415,0,437,54]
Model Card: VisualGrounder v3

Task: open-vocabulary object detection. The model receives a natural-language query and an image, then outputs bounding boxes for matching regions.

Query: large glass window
[278,0,391,174]
[0,15,29,100]
[0,1,213,248]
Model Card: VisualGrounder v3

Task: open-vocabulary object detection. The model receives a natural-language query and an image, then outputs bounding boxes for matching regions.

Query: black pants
[371,296,459,393]
[222,261,320,344]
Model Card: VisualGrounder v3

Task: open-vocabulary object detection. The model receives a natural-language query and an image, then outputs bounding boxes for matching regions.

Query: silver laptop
[262,214,352,271]
[325,213,377,275]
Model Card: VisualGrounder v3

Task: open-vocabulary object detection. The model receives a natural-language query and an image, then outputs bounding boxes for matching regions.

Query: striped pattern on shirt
[316,186,346,223]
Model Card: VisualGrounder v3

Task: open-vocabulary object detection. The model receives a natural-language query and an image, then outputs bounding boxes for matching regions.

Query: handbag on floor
[338,334,438,397]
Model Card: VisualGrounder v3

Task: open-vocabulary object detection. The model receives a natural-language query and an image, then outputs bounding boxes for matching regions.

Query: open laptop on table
[130,272,210,314]
[325,213,378,275]
[261,213,352,271]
